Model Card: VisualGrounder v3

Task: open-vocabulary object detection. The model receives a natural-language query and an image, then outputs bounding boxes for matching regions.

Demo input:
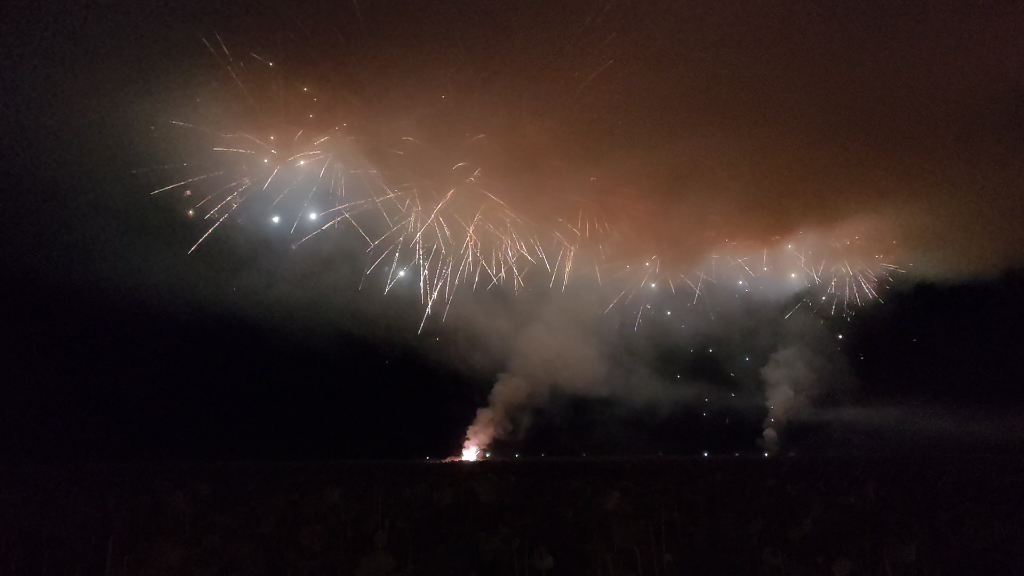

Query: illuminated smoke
[462,310,608,455]
[463,374,533,456]
[760,347,816,453]
[759,317,849,453]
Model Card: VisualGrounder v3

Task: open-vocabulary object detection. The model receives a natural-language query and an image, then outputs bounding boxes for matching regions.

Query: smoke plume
[463,311,607,453]
[760,317,850,453]
[761,347,818,453]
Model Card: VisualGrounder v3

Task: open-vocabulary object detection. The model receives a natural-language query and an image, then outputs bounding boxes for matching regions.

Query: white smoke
[463,311,608,453]
[760,346,818,453]
[759,316,850,453]
[461,300,696,454]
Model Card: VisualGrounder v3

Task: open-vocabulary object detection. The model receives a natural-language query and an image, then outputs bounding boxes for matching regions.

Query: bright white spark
[461,445,479,462]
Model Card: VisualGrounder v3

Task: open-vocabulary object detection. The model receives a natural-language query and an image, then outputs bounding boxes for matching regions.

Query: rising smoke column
[462,306,609,455]
[464,374,536,455]
[760,316,850,453]
[760,347,817,453]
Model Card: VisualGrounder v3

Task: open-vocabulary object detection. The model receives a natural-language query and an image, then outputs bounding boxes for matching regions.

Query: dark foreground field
[1,457,1021,575]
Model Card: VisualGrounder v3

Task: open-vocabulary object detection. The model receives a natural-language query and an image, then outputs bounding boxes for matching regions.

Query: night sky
[3,0,1023,462]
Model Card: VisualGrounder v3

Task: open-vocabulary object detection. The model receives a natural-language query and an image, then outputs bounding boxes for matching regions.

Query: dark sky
[3,0,1023,461]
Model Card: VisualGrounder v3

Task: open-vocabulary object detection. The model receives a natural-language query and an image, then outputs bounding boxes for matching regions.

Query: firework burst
[144,39,903,333]
[602,229,904,330]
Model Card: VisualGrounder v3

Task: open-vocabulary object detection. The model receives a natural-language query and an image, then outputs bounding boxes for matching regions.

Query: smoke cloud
[463,309,606,453]
[761,347,821,453]
[759,316,850,453]
[460,300,702,454]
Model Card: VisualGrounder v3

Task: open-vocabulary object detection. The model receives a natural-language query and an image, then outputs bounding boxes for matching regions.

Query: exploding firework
[152,117,622,331]
[145,42,905,335]
[149,40,913,322]
[145,38,911,456]
[602,227,904,330]
[144,38,628,332]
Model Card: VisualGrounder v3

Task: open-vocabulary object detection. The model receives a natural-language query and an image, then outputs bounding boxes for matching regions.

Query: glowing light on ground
[461,445,480,461]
